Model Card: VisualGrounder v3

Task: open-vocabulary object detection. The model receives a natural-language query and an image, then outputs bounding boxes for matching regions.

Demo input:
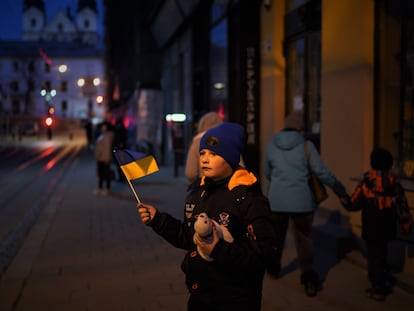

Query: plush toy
[193,212,234,261]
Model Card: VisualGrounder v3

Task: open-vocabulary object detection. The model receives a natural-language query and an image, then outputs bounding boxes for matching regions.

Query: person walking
[264,110,348,297]
[185,111,223,182]
[94,121,114,195]
[138,122,277,311]
[84,119,94,150]
[343,147,412,301]
[113,117,128,181]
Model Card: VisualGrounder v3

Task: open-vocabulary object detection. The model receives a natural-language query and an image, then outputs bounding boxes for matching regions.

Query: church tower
[21,0,100,47]
[22,0,46,41]
[76,0,99,46]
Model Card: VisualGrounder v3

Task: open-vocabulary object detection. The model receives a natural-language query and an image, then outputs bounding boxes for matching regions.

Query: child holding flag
[137,122,278,311]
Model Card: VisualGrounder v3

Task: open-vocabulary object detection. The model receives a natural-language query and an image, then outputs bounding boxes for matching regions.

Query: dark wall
[103,0,162,109]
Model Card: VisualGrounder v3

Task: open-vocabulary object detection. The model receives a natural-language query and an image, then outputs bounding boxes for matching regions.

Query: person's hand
[137,203,157,224]
[193,222,220,259]
[339,195,354,211]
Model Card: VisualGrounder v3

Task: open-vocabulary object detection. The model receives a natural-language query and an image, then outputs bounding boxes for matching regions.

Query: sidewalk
[0,147,189,311]
[0,147,414,310]
[312,203,414,295]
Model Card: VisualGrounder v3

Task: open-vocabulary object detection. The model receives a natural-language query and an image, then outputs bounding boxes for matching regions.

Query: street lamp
[77,76,100,118]
[40,88,56,107]
[44,115,54,140]
[40,88,56,140]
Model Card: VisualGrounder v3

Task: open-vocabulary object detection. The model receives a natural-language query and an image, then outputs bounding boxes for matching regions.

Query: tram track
[0,143,83,278]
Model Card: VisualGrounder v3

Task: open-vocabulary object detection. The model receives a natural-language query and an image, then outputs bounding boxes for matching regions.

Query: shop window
[376,0,414,179]
[284,0,321,147]
[400,20,414,178]
[286,0,311,12]
[210,17,228,118]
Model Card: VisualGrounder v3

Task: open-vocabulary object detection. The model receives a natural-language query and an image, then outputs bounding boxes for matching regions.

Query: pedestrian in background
[138,122,278,311]
[113,117,128,181]
[84,119,94,150]
[94,121,114,195]
[264,110,348,297]
[343,147,413,301]
[185,111,223,182]
[113,117,127,150]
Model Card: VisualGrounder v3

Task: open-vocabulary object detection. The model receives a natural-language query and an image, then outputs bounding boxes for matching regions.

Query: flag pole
[113,149,142,204]
[127,179,142,204]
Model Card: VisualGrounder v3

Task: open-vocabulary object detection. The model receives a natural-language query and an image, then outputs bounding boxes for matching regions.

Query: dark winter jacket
[148,168,277,308]
[348,170,411,242]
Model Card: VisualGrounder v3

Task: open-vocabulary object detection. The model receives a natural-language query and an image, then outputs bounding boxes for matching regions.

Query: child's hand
[193,223,220,259]
[137,203,157,224]
[339,196,353,211]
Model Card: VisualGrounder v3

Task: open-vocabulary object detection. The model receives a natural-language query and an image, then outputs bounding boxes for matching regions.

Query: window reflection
[285,28,321,134]
[210,17,228,118]
[377,1,414,178]
[285,0,321,148]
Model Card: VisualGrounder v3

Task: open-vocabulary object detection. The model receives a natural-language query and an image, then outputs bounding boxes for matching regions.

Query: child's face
[199,149,233,181]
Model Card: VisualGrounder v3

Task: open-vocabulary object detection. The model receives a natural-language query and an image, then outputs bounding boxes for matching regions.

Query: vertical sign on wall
[228,0,261,175]
[246,46,258,146]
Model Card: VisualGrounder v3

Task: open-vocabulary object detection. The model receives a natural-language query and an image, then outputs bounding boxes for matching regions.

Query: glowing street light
[77,78,85,87]
[78,76,101,118]
[58,64,67,73]
[165,113,187,122]
[40,87,56,114]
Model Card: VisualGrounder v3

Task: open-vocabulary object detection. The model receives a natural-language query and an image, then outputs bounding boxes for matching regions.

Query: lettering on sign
[246,47,256,145]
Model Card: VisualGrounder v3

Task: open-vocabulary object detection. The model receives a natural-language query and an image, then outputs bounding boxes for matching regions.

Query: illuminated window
[284,0,321,148]
[210,10,228,119]
[375,0,414,178]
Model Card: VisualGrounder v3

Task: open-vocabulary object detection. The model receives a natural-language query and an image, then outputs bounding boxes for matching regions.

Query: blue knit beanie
[199,122,244,167]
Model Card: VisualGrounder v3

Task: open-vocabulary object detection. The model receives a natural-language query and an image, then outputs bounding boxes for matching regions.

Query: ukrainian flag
[113,149,159,181]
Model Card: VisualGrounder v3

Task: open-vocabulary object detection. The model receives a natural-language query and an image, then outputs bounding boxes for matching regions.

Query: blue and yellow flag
[113,149,159,181]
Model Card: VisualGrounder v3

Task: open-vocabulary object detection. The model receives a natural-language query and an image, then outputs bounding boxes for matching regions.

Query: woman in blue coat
[264,111,348,297]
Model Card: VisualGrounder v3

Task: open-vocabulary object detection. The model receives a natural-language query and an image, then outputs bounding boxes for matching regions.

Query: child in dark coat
[344,147,412,301]
[137,123,278,310]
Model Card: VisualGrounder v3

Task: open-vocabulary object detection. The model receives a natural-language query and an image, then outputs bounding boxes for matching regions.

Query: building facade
[0,0,104,132]
[260,0,414,211]
[104,0,414,278]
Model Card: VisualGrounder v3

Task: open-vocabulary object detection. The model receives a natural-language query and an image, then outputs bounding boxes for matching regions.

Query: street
[0,133,84,277]
[0,133,414,310]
